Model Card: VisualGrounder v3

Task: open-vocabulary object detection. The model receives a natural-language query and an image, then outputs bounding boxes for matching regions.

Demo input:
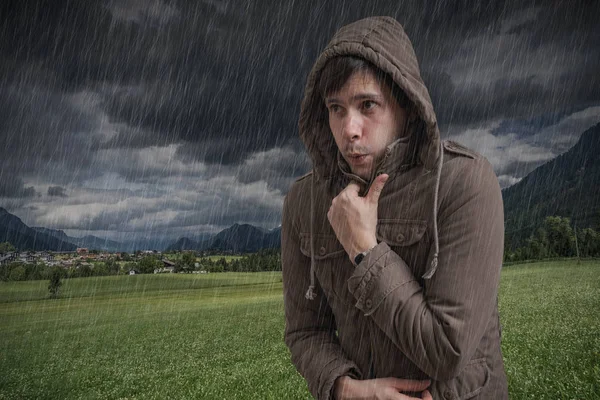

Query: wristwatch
[353,245,377,266]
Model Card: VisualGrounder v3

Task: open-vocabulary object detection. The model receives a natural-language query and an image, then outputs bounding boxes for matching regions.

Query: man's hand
[333,376,432,400]
[327,174,389,262]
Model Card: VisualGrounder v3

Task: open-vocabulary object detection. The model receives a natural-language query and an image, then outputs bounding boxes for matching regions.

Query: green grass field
[0,261,598,399]
[499,260,600,398]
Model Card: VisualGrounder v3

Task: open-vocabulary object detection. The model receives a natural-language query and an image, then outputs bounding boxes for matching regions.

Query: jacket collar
[336,135,412,195]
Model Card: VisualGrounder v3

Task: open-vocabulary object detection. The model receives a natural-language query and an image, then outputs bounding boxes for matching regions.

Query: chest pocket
[377,219,427,245]
[299,233,346,298]
[299,233,345,260]
[376,219,429,272]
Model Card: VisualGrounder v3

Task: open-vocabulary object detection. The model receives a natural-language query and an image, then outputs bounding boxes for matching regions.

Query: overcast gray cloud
[1,0,599,243]
[0,178,39,199]
[47,186,68,197]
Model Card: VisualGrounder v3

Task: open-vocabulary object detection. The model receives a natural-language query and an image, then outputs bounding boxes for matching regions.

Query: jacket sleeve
[282,192,361,400]
[347,158,504,381]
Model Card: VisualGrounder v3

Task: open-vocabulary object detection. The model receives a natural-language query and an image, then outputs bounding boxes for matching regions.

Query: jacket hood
[299,16,441,180]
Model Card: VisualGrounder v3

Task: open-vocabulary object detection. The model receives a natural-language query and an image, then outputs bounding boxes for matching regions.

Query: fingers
[366,173,389,203]
[395,388,432,400]
[387,378,430,392]
[344,181,361,196]
[396,393,428,400]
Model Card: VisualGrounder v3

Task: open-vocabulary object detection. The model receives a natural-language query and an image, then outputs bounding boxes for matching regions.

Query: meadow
[0,260,598,399]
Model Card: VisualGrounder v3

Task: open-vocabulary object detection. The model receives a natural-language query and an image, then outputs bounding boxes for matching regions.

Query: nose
[342,111,363,141]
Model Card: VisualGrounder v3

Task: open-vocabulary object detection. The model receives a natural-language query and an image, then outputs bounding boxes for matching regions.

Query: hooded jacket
[282,16,508,400]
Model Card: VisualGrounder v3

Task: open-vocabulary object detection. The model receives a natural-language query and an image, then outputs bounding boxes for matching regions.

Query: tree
[218,257,228,272]
[137,255,160,274]
[9,265,26,281]
[524,228,549,260]
[48,268,62,298]
[180,252,196,273]
[0,242,16,253]
[104,258,120,275]
[77,264,93,278]
[544,216,576,257]
[578,228,600,257]
[207,261,224,273]
[25,263,46,281]
[93,263,109,276]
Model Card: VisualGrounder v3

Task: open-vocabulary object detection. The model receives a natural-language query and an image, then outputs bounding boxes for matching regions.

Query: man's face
[325,70,407,181]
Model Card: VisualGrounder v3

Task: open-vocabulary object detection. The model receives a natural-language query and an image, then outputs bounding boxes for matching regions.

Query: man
[282,16,508,400]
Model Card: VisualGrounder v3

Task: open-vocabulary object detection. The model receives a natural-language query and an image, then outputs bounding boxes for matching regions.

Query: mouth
[347,153,369,164]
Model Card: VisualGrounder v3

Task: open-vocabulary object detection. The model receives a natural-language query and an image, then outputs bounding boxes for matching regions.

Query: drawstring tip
[422,253,438,280]
[305,285,316,300]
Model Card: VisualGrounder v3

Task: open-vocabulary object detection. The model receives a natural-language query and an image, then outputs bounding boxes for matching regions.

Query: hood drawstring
[422,141,444,280]
[305,171,317,300]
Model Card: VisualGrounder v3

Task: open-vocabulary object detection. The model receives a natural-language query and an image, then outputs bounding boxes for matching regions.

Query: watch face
[354,253,365,265]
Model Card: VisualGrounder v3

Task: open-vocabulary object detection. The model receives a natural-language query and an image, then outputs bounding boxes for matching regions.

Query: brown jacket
[282,16,508,400]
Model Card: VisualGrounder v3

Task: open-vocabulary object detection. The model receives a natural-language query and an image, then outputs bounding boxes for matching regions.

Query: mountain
[0,208,77,251]
[119,236,184,253]
[502,122,600,248]
[166,237,200,251]
[74,235,124,252]
[31,227,70,242]
[210,223,273,252]
[32,227,124,252]
[166,224,281,253]
[263,226,282,249]
[14,221,216,253]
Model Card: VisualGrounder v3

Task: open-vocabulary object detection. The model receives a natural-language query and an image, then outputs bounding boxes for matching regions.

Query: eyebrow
[325,93,384,105]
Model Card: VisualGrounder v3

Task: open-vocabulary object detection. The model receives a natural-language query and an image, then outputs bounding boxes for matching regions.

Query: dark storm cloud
[105,0,180,26]
[47,186,68,197]
[0,85,108,186]
[0,178,38,198]
[1,0,599,235]
[416,2,600,129]
[235,145,312,193]
[424,71,598,128]
[30,176,284,233]
[3,0,598,160]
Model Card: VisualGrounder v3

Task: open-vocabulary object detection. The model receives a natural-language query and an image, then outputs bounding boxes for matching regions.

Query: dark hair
[317,56,411,109]
[315,56,425,167]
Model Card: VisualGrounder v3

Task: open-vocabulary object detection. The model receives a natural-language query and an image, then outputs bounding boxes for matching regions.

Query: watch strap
[353,244,377,266]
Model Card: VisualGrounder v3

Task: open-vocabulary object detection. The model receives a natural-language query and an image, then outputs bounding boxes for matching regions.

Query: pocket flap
[299,234,345,260]
[377,219,427,246]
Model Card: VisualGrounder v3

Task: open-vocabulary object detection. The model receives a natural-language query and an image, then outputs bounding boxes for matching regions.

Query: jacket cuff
[347,242,417,315]
[320,359,361,400]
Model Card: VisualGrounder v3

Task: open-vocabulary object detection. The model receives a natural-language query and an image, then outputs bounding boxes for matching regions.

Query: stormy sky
[1,0,599,244]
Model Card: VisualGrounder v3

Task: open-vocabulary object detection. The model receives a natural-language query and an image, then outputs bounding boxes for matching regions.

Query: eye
[328,104,342,114]
[362,100,377,111]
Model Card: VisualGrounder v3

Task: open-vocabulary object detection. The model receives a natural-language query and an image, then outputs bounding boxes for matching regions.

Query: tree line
[164,249,282,273]
[504,216,600,262]
[0,258,122,282]
[0,249,282,282]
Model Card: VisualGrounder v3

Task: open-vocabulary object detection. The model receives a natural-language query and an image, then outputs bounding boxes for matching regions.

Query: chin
[353,169,372,181]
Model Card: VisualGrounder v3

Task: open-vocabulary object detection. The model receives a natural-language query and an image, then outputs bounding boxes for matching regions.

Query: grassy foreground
[0,261,599,399]
[499,260,600,398]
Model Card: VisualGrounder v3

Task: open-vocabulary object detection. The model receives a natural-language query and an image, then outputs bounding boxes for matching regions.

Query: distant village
[0,241,281,282]
[0,248,180,275]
